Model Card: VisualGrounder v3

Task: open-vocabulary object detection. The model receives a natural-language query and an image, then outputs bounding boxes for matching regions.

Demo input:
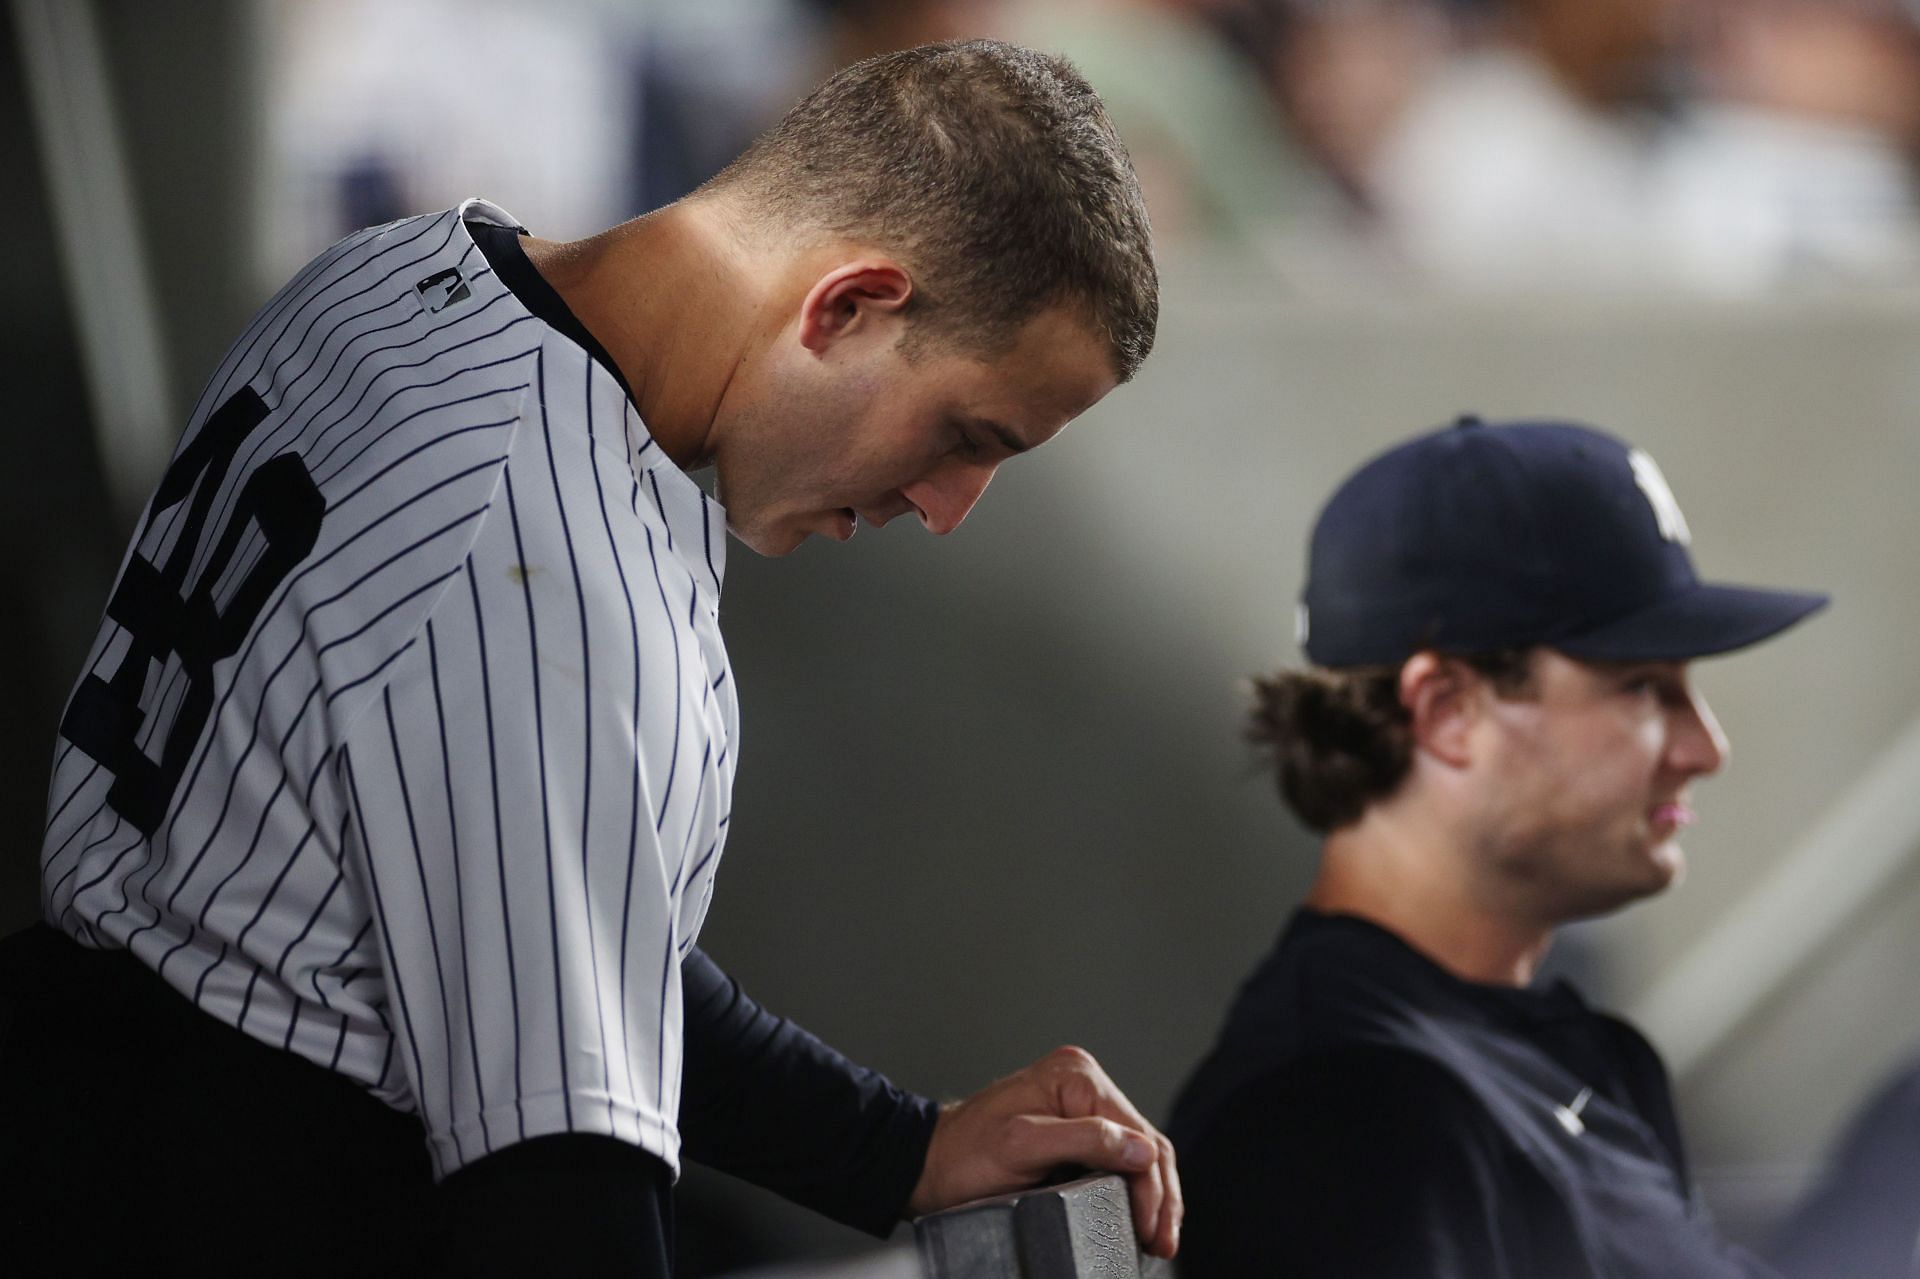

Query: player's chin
[735,509,857,556]
[1573,844,1684,919]
[1645,837,1687,889]
[1611,838,1685,905]
[731,515,811,558]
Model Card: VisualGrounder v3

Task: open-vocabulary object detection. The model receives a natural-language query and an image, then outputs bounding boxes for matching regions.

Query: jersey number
[61,388,325,835]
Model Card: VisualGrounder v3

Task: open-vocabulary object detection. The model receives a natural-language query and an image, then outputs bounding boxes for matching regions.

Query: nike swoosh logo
[1554,1086,1594,1136]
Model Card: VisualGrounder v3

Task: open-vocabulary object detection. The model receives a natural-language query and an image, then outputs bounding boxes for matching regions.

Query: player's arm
[332,374,723,1265]
[1176,1047,1573,1279]
[678,945,940,1235]
[679,950,1182,1257]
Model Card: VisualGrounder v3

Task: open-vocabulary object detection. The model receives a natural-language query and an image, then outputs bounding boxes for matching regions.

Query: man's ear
[797,260,914,353]
[1401,652,1481,769]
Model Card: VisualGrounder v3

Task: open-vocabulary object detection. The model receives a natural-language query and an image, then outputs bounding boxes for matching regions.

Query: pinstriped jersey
[41,199,738,1178]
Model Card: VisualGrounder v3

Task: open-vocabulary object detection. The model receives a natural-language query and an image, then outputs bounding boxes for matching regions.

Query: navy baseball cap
[1299,417,1828,667]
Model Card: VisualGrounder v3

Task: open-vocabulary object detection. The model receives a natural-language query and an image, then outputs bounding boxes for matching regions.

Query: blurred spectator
[1016,0,1338,246]
[1361,0,1685,290]
[1652,0,1920,292]
[636,0,1013,211]
[1250,0,1453,213]
[630,3,825,216]
[263,0,1920,296]
[1282,0,1920,292]
[263,0,637,278]
[265,0,1014,279]
[806,0,1009,67]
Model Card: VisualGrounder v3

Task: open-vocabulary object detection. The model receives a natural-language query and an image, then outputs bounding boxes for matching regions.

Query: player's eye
[1614,668,1661,697]
[1619,668,1684,703]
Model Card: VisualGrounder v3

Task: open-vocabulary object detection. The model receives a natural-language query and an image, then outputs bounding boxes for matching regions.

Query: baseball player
[1,41,1179,1273]
[1169,417,1826,1276]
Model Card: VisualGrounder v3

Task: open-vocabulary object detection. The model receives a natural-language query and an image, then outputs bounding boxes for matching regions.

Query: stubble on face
[711,366,867,555]
[1469,654,1695,924]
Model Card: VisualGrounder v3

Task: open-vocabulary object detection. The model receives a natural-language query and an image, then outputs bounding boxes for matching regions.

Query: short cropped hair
[703,40,1158,380]
[1249,650,1535,834]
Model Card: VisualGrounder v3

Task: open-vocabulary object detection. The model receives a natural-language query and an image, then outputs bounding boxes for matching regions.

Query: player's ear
[1401,652,1479,769]
[797,259,914,353]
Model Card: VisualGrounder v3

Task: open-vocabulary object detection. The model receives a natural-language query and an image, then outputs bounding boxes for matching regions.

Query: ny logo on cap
[1629,449,1692,547]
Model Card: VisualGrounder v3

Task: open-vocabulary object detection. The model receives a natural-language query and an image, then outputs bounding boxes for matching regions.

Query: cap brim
[1554,582,1829,662]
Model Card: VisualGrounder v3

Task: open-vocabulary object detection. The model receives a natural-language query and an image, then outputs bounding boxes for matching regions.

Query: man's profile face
[714,304,1118,556]
[1466,650,1729,921]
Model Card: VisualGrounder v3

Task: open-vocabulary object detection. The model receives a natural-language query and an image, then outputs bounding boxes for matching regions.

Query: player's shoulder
[1170,910,1490,1152]
[258,202,550,493]
[1215,910,1447,1051]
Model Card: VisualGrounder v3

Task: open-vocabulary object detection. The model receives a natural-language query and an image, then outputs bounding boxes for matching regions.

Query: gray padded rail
[914,1174,1171,1278]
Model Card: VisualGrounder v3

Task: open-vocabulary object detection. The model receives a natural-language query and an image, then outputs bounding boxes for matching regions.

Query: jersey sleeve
[334,344,732,1179]
[1176,1046,1581,1279]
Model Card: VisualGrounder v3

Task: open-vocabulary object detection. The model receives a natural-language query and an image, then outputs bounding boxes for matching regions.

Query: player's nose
[902,461,997,536]
[1669,688,1729,778]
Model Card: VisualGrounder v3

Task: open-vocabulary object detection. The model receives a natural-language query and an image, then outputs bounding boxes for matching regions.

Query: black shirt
[1169,910,1778,1278]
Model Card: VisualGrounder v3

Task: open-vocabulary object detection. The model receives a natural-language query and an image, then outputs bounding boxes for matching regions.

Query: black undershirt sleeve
[678,946,942,1237]
[1177,1047,1585,1279]
[427,949,937,1267]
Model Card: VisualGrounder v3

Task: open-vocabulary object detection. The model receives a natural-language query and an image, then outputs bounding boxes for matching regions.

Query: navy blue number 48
[61,388,325,836]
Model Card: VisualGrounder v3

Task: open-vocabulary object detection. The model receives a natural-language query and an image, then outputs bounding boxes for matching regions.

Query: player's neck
[1309,810,1554,987]
[522,201,767,473]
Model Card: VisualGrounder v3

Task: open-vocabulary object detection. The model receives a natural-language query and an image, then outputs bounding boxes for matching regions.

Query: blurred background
[7,0,1920,1271]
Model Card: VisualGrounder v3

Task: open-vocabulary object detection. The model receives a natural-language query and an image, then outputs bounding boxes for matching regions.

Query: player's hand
[906,1045,1182,1258]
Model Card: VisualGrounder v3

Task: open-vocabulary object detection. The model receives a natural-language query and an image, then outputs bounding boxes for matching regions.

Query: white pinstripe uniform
[42,199,737,1178]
